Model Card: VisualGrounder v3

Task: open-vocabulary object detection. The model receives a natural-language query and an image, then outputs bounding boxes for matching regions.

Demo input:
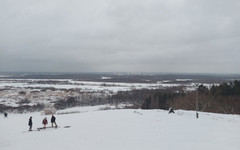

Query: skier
[42,117,48,129]
[168,107,175,114]
[4,112,8,118]
[28,117,33,131]
[51,115,58,128]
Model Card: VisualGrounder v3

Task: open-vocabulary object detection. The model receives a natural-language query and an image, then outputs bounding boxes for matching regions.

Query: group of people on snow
[21,107,174,132]
[28,115,58,131]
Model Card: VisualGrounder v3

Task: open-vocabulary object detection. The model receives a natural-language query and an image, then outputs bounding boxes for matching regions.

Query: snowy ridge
[1,105,240,150]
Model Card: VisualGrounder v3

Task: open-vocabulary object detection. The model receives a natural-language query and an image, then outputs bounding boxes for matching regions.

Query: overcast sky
[0,0,240,73]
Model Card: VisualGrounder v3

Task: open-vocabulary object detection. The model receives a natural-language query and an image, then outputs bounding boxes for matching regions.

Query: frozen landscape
[1,73,240,150]
[1,105,240,150]
[1,72,231,109]
[1,0,240,149]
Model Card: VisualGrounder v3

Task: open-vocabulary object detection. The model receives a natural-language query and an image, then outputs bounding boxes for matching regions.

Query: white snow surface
[1,105,240,150]
[0,79,217,92]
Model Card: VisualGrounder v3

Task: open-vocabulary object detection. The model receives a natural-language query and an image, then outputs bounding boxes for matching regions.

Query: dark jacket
[51,116,56,123]
[28,118,32,126]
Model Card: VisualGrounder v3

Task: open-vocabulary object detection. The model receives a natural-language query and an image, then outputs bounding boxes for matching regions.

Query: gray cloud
[0,0,240,73]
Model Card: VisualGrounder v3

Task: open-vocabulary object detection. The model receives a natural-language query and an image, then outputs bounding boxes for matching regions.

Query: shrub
[19,91,26,95]
[42,107,57,115]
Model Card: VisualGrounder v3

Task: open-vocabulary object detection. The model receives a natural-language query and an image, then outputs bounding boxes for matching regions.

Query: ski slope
[1,106,240,150]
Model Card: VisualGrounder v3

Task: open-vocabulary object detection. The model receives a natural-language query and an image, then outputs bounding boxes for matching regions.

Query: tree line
[141,80,240,114]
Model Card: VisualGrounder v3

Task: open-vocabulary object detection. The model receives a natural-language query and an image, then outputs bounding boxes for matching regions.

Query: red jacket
[42,119,48,125]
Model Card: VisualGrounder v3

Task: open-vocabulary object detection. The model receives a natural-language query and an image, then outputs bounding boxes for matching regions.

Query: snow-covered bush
[42,107,57,115]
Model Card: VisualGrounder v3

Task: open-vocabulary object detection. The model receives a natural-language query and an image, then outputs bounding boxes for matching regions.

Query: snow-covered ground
[0,79,179,107]
[0,79,180,92]
[0,78,219,107]
[0,79,217,92]
[1,105,240,150]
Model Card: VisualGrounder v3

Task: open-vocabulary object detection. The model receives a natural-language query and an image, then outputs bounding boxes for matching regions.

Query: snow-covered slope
[1,106,240,150]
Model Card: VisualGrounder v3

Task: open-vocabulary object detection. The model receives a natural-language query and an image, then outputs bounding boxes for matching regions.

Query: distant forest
[140,80,240,114]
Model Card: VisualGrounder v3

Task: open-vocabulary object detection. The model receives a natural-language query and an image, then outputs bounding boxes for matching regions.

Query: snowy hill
[1,106,240,150]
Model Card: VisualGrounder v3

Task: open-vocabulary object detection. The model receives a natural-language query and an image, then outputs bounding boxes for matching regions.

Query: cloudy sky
[0,0,240,73]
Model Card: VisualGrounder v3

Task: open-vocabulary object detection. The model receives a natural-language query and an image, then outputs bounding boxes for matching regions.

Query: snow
[1,79,218,108]
[176,79,193,81]
[101,77,112,80]
[0,79,163,92]
[1,106,240,150]
[0,79,217,92]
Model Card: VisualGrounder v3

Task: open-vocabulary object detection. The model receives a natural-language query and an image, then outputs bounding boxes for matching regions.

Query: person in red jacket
[42,117,48,129]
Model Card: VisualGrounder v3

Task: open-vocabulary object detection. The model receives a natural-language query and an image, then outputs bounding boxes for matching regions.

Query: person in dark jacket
[42,117,48,129]
[168,107,175,114]
[4,112,8,118]
[28,117,33,131]
[51,115,58,128]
